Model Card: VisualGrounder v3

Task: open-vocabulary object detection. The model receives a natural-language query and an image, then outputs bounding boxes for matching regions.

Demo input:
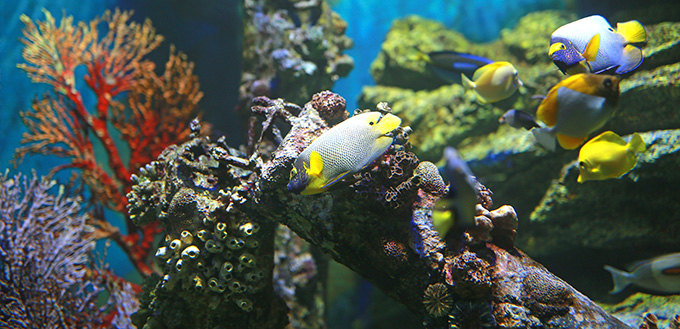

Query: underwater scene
[1,0,680,328]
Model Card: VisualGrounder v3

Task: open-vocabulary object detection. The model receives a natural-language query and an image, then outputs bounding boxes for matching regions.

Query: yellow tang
[532,73,621,151]
[288,111,402,195]
[461,61,522,104]
[577,131,646,183]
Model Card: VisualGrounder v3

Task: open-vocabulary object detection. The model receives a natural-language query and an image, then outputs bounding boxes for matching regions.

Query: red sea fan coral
[14,9,203,276]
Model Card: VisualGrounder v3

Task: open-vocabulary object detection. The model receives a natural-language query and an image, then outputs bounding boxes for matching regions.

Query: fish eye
[608,27,614,32]
[578,161,586,169]
[369,121,375,125]
[603,78,612,88]
[560,44,566,50]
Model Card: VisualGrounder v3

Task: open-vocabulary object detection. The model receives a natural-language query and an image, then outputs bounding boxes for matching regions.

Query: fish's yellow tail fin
[627,133,646,153]
[582,34,600,62]
[617,20,647,44]
[461,73,475,90]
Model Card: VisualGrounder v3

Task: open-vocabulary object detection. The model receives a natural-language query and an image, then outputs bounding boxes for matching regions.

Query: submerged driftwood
[128,91,630,328]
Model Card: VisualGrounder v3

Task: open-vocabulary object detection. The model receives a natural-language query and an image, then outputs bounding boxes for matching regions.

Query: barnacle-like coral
[128,121,279,327]
[423,283,453,318]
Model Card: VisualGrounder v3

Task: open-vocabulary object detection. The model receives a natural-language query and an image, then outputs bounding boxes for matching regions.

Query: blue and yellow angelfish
[549,15,647,75]
[288,111,402,195]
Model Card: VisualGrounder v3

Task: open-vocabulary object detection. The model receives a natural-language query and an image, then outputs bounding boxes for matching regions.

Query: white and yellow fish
[531,73,621,150]
[577,131,645,183]
[461,61,522,104]
[550,15,647,75]
[287,111,402,195]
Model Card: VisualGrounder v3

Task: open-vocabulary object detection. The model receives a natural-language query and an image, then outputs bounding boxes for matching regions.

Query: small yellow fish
[577,131,646,183]
[461,61,522,104]
[288,111,402,195]
[532,73,621,150]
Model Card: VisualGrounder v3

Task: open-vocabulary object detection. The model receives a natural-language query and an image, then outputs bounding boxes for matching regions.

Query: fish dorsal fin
[308,151,324,177]
[472,62,500,81]
[582,34,600,63]
[557,134,588,150]
[616,20,647,43]
[461,73,476,89]
[589,131,626,147]
[627,133,646,153]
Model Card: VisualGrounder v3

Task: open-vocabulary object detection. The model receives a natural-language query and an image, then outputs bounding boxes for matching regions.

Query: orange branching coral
[117,46,204,167]
[14,9,202,277]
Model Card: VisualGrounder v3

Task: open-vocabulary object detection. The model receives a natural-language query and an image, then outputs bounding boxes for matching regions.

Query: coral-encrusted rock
[129,92,632,329]
[128,122,285,328]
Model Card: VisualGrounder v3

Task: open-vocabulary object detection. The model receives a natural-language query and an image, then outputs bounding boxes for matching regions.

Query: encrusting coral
[14,8,202,277]
[128,90,631,328]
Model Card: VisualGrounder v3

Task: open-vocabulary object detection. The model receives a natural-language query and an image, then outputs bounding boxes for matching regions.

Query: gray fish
[604,252,680,294]
[499,109,540,130]
[442,147,479,230]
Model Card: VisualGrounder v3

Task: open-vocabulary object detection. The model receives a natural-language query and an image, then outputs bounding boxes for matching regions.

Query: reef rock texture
[602,293,680,328]
[128,91,631,328]
[239,0,353,114]
[359,10,680,308]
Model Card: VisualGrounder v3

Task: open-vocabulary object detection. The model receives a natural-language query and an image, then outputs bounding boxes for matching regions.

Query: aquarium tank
[1,0,680,328]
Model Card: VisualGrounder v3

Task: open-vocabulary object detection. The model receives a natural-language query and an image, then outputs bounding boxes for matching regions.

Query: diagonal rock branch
[129,91,631,328]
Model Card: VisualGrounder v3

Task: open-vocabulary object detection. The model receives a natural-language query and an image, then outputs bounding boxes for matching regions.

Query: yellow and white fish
[577,131,645,183]
[531,73,621,151]
[288,111,402,195]
[549,15,647,75]
[604,252,680,294]
[461,61,522,104]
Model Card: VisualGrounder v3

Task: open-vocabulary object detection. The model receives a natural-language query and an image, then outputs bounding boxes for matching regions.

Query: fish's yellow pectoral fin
[308,151,324,177]
[617,20,647,43]
[461,73,475,90]
[557,134,588,150]
[582,34,600,63]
